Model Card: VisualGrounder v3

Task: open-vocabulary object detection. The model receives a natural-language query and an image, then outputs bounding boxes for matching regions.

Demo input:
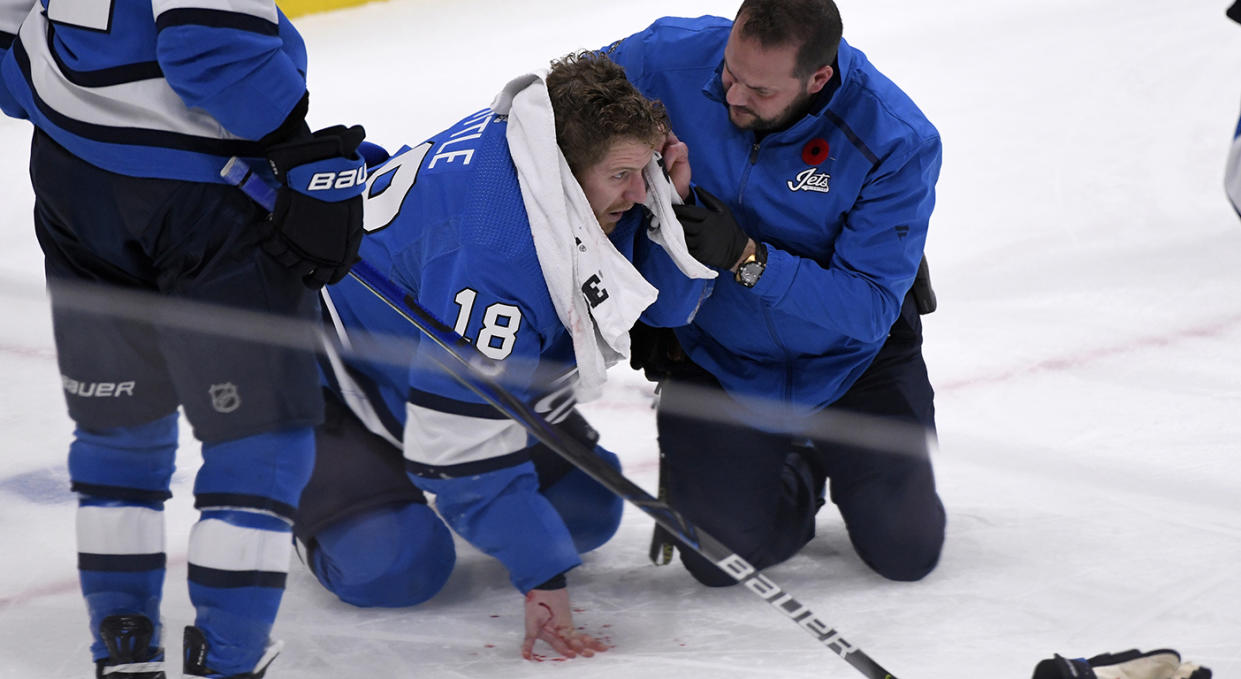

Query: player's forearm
[416,466,582,592]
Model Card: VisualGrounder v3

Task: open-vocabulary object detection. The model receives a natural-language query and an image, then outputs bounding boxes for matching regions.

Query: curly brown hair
[545,50,670,175]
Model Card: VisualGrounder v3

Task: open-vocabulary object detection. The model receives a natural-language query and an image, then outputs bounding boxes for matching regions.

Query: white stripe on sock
[76,505,165,555]
[188,518,291,573]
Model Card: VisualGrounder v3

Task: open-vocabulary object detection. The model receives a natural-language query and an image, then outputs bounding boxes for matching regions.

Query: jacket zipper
[739,137,793,399]
[738,140,761,207]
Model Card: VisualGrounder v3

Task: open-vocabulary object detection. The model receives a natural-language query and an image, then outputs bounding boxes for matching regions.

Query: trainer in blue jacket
[608,0,947,586]
[1,1,365,677]
[296,51,716,661]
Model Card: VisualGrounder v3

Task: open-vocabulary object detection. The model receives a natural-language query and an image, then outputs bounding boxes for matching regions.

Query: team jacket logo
[786,167,831,193]
[209,383,241,413]
[307,165,368,191]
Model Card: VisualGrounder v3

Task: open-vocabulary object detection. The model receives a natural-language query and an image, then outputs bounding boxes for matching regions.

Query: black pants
[30,130,321,440]
[656,294,945,585]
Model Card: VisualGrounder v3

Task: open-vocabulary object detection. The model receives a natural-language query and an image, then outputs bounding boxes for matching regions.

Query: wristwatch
[736,243,767,288]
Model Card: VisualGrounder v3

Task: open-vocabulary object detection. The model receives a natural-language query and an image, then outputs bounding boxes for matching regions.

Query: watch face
[738,261,764,287]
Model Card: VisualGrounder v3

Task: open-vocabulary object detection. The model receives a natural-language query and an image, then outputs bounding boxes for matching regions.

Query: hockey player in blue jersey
[294,51,722,660]
[1,1,365,677]
[607,0,948,587]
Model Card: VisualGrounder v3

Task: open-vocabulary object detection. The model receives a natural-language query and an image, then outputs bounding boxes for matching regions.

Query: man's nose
[725,82,748,108]
[624,173,647,204]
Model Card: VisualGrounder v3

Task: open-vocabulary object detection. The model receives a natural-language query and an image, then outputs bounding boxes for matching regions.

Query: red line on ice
[0,342,56,360]
[938,312,1241,392]
[0,555,187,607]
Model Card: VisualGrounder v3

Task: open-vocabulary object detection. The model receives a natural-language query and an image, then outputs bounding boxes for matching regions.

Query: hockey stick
[647,448,676,566]
[344,259,902,679]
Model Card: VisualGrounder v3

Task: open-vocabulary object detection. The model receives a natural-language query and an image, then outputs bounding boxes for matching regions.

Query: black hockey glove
[628,320,684,383]
[1032,648,1211,679]
[674,186,750,270]
[265,124,368,289]
[529,408,600,490]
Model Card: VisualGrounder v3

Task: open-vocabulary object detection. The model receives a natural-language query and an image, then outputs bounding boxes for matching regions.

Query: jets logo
[786,167,831,193]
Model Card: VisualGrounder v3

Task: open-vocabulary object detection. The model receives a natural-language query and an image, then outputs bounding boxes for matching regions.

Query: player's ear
[807,64,833,95]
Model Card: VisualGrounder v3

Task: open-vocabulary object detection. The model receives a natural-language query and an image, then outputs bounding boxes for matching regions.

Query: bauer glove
[674,186,750,270]
[265,124,367,289]
[1032,648,1212,679]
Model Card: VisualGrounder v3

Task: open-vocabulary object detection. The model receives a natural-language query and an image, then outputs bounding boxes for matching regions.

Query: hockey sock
[188,427,314,676]
[68,413,178,663]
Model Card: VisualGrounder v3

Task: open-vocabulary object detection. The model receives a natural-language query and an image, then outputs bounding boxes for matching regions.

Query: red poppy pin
[801,138,830,165]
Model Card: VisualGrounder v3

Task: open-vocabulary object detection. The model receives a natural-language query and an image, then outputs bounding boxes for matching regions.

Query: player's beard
[728,85,816,132]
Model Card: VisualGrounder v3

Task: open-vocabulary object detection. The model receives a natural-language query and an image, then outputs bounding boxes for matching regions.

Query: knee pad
[68,413,178,497]
[310,502,455,607]
[541,447,622,554]
[196,428,315,513]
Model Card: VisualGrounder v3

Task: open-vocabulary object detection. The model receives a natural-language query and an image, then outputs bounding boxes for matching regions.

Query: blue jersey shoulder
[1,0,307,181]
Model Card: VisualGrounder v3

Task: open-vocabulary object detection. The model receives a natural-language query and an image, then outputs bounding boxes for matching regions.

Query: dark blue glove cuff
[532,572,567,590]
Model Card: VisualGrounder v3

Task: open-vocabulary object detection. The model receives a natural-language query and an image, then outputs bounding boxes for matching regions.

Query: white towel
[640,154,717,281]
[493,70,714,402]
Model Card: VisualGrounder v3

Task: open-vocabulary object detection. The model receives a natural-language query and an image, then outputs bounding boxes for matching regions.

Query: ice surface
[2,0,1239,677]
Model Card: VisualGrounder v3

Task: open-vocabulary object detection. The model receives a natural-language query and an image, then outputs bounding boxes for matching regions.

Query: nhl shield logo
[208,383,241,413]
